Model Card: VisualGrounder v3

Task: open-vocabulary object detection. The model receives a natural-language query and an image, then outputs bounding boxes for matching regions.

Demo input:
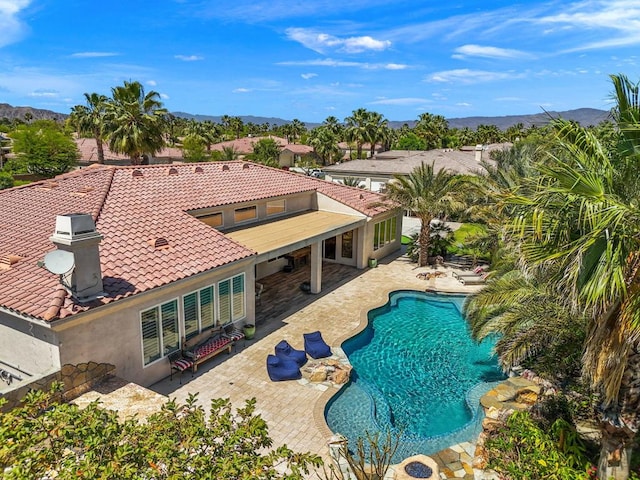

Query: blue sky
[1,0,639,122]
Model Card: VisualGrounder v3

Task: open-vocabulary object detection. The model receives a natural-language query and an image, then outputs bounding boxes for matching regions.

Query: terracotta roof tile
[0,161,391,322]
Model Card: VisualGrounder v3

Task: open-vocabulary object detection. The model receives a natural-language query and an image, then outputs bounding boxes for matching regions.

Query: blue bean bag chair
[275,340,307,367]
[266,354,301,381]
[303,331,332,359]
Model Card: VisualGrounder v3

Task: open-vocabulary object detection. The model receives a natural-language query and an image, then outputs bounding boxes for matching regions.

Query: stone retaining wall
[0,362,115,412]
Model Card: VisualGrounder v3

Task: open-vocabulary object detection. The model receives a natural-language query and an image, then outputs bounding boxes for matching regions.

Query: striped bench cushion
[224,328,245,342]
[193,337,231,359]
[172,357,194,371]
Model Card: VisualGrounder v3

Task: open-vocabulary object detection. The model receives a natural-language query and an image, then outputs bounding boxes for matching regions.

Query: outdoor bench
[183,327,233,372]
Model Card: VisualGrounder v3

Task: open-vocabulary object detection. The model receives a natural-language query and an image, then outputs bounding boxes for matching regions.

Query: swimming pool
[325,290,504,461]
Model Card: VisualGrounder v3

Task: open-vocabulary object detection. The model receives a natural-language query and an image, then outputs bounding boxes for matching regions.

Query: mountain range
[1,103,610,131]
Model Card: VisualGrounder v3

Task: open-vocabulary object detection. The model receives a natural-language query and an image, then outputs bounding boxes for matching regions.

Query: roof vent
[38,181,59,190]
[242,163,250,170]
[193,166,204,173]
[150,237,170,250]
[222,165,230,171]
[132,169,143,178]
[71,186,94,197]
[167,167,178,175]
[0,254,23,270]
[359,193,364,199]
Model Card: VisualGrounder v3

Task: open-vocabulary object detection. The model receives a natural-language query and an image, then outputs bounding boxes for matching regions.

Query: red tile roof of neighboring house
[75,138,184,162]
[210,136,311,155]
[0,161,390,322]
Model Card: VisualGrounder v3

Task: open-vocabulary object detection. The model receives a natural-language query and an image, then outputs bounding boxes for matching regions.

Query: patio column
[310,241,322,294]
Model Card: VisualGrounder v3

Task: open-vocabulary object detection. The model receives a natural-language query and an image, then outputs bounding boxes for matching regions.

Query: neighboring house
[210,136,314,167]
[75,138,183,164]
[0,162,400,392]
[324,144,510,192]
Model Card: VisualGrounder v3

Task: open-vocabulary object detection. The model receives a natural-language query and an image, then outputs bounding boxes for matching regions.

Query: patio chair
[303,331,332,359]
[266,354,301,381]
[168,350,194,384]
[275,339,307,367]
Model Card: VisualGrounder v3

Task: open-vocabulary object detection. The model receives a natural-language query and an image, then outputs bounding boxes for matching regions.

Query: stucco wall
[362,211,403,264]
[53,258,255,387]
[0,313,60,376]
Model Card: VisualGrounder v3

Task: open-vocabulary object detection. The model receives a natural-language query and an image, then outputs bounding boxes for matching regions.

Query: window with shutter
[141,308,161,365]
[218,279,231,324]
[200,286,215,328]
[183,292,199,339]
[161,300,180,355]
[232,274,245,319]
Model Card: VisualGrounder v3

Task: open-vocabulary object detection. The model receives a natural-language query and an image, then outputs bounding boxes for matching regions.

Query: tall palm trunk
[94,128,105,164]
[598,347,640,480]
[418,216,432,267]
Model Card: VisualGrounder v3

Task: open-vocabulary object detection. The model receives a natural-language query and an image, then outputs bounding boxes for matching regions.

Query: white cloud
[70,52,119,58]
[456,102,472,107]
[385,63,408,70]
[369,97,431,106]
[301,73,317,79]
[147,80,157,86]
[427,69,522,84]
[0,0,31,48]
[174,54,204,61]
[278,58,407,70]
[233,87,252,93]
[285,28,390,54]
[29,89,58,98]
[453,44,532,59]
[160,93,169,99]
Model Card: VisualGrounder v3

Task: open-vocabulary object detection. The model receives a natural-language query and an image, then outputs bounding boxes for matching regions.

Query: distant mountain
[0,103,610,131]
[177,108,610,131]
[172,112,298,127]
[443,108,611,131]
[0,103,68,122]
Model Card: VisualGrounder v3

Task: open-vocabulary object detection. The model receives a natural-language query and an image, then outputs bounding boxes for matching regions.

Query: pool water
[325,290,504,460]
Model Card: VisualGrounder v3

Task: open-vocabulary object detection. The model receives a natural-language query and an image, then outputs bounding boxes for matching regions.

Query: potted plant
[242,323,255,340]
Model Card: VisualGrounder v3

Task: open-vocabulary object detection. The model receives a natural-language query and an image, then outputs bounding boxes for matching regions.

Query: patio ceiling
[224,210,366,260]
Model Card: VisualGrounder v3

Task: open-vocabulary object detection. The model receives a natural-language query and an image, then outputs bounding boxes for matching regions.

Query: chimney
[50,213,104,302]
[475,144,483,162]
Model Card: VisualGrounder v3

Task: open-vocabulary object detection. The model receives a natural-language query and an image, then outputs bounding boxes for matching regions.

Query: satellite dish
[43,250,75,275]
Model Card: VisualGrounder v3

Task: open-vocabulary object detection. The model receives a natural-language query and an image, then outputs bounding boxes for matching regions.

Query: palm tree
[383,162,465,267]
[104,81,167,165]
[70,92,109,164]
[288,119,306,144]
[363,111,388,156]
[500,77,640,478]
[414,113,449,150]
[308,126,341,165]
[345,108,372,159]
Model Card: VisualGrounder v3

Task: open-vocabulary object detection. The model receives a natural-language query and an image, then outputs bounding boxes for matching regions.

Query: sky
[1,0,639,123]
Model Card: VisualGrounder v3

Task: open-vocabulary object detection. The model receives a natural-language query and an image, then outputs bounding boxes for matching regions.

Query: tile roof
[0,162,390,322]
[210,136,309,155]
[324,146,500,176]
[75,138,185,162]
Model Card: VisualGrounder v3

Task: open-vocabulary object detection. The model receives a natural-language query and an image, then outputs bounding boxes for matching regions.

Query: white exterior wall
[0,313,59,377]
[54,258,255,387]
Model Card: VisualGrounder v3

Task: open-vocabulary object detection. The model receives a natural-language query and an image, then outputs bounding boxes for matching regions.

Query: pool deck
[150,251,485,479]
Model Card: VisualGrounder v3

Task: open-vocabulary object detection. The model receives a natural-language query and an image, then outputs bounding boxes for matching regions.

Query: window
[341,230,354,259]
[373,218,397,250]
[234,206,256,223]
[197,212,223,228]
[140,299,180,366]
[182,285,215,339]
[266,199,285,216]
[218,273,245,325]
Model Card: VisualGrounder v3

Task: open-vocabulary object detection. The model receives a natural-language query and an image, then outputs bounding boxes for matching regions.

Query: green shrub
[484,410,592,479]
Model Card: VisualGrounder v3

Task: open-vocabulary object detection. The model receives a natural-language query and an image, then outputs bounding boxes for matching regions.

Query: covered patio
[254,262,363,326]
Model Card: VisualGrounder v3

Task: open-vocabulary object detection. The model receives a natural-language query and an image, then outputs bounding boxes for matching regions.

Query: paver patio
[150,250,484,478]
